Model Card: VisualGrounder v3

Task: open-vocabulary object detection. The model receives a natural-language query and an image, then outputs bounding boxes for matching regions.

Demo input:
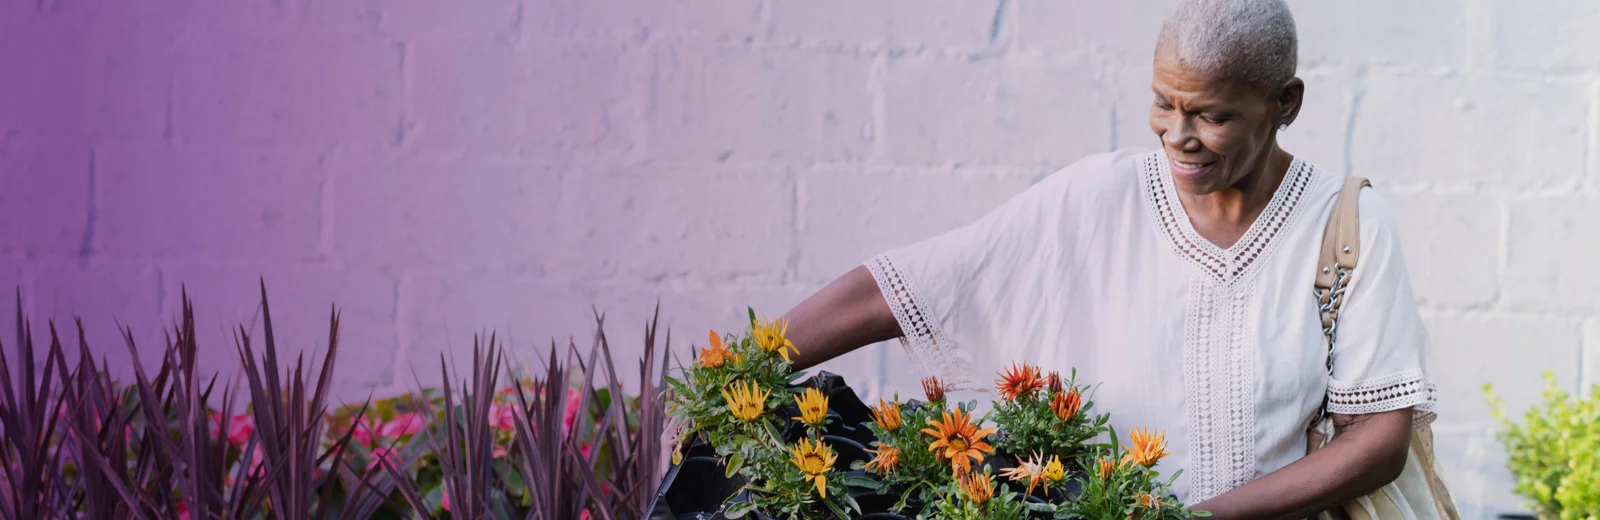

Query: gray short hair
[1156,0,1298,90]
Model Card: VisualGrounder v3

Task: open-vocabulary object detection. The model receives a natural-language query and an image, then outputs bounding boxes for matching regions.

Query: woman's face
[1147,56,1300,195]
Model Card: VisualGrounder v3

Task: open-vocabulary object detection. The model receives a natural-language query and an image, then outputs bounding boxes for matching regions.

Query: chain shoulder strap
[1313,176,1371,421]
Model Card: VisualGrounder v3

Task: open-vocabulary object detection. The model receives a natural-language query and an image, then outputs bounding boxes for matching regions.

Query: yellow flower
[922,408,996,474]
[1042,455,1065,483]
[864,444,900,475]
[722,380,769,422]
[995,361,1044,401]
[751,315,799,363]
[1135,493,1162,509]
[792,387,829,427]
[921,377,945,403]
[1122,428,1172,468]
[870,398,902,432]
[1051,389,1082,422]
[1097,457,1115,481]
[957,468,994,505]
[699,329,729,368]
[787,438,838,498]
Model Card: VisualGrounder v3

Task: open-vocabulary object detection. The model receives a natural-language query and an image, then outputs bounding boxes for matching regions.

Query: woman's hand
[1190,408,1413,520]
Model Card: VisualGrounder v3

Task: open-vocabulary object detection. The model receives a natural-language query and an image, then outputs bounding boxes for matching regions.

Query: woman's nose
[1162,117,1201,152]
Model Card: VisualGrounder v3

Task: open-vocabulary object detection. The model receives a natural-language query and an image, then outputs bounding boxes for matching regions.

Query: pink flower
[562,392,582,436]
[493,445,509,459]
[441,488,450,512]
[226,414,254,446]
[487,402,517,431]
[377,413,427,438]
[350,417,379,446]
[177,500,190,520]
[368,446,400,472]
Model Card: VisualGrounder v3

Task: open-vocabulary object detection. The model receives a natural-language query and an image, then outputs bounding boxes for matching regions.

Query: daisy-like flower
[787,438,838,498]
[699,329,729,368]
[922,408,997,474]
[792,387,829,427]
[921,376,945,403]
[995,361,1044,401]
[1043,455,1065,483]
[864,444,900,475]
[722,380,770,422]
[751,315,799,363]
[1122,428,1172,468]
[1050,389,1083,422]
[957,468,994,505]
[998,452,1047,496]
[1046,371,1063,394]
[1135,493,1163,509]
[870,398,901,432]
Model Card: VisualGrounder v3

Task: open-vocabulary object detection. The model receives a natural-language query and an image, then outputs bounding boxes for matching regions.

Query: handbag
[1306,176,1462,520]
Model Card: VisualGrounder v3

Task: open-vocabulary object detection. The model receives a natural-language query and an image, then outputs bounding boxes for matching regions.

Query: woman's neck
[1178,147,1294,249]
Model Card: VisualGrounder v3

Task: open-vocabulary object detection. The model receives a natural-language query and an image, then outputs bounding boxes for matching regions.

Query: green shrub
[1484,373,1600,520]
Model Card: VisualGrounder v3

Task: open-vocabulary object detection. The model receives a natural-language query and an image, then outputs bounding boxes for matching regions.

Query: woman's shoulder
[1034,147,1154,196]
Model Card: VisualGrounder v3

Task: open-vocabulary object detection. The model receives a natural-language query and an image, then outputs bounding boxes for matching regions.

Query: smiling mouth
[1173,159,1216,170]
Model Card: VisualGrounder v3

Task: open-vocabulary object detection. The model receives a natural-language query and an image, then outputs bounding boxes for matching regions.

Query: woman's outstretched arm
[783,265,904,371]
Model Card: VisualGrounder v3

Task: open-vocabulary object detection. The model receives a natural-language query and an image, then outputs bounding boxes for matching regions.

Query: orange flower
[921,377,945,403]
[1135,493,1162,509]
[1122,428,1172,468]
[864,444,900,475]
[1046,371,1062,394]
[1050,389,1082,422]
[699,329,729,368]
[957,468,994,505]
[870,398,902,432]
[922,408,996,474]
[998,451,1047,497]
[1097,457,1115,480]
[995,362,1044,401]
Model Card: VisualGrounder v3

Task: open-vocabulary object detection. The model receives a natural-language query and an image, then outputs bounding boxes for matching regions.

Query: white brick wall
[2,1,1597,516]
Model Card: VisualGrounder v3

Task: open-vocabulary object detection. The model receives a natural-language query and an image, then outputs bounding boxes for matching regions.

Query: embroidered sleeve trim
[864,253,979,391]
[1327,369,1439,427]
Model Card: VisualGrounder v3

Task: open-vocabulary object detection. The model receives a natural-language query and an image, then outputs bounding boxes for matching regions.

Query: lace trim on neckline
[1139,152,1318,285]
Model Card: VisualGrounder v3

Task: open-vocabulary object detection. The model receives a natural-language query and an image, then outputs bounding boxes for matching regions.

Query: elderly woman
[779,0,1440,517]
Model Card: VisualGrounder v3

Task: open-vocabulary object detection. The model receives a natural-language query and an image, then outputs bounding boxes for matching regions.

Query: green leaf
[824,498,851,520]
[748,307,757,325]
[723,498,756,518]
[726,452,744,478]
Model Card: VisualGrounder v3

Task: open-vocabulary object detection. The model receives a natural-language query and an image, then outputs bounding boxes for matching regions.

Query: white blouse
[864,149,1439,503]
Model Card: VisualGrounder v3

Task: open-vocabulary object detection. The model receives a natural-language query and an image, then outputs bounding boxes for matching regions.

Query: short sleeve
[1323,189,1439,426]
[862,153,1109,391]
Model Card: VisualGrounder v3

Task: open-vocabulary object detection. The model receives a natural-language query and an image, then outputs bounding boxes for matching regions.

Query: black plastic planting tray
[640,372,1082,520]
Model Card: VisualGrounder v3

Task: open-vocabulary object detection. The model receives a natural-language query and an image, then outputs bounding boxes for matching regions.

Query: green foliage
[1486,373,1600,520]
[1058,428,1209,520]
[850,397,969,509]
[921,467,1034,520]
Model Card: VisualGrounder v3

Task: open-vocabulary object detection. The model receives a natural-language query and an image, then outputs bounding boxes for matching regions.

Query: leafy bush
[1485,373,1600,520]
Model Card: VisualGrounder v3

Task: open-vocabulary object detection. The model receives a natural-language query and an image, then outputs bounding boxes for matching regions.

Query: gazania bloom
[921,377,945,403]
[792,387,829,427]
[1136,493,1162,509]
[699,329,730,368]
[996,362,1045,401]
[1123,428,1172,468]
[864,444,901,475]
[787,438,838,498]
[722,380,770,422]
[922,408,996,474]
[957,468,994,505]
[1097,457,1115,480]
[1047,371,1062,394]
[998,452,1047,496]
[1043,455,1065,484]
[1050,390,1083,422]
[751,316,799,363]
[870,398,902,432]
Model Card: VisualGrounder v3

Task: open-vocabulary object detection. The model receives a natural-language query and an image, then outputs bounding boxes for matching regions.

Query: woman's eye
[1200,115,1225,125]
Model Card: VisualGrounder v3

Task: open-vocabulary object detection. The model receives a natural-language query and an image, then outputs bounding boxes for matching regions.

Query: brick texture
[2,2,1596,513]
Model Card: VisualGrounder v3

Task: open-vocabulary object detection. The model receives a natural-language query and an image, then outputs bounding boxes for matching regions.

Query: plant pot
[1497,515,1539,520]
[662,456,747,515]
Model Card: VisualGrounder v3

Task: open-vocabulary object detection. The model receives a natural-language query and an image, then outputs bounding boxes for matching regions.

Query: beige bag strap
[1314,176,1370,420]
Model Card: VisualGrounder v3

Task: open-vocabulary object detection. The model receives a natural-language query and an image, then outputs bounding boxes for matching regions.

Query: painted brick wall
[1,1,1596,516]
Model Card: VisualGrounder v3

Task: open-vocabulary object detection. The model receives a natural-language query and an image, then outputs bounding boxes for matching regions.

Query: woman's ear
[1277,77,1306,128]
